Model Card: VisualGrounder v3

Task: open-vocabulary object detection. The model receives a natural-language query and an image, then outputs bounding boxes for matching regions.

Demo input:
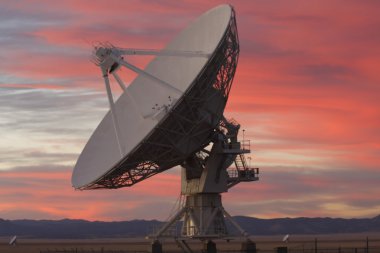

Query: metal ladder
[235,153,248,171]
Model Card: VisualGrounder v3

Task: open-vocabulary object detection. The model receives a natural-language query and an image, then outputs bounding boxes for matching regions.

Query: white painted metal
[9,235,17,245]
[118,48,210,58]
[72,5,232,188]
[112,56,183,94]
[111,72,127,91]
[102,69,124,157]
[112,72,143,118]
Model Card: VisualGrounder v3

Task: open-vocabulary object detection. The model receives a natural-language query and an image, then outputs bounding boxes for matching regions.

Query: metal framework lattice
[82,8,240,190]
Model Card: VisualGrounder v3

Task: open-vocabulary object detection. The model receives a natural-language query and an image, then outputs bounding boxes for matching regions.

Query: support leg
[204,240,217,253]
[112,72,143,119]
[111,55,183,94]
[155,207,187,238]
[221,207,248,237]
[151,240,162,253]
[102,68,124,157]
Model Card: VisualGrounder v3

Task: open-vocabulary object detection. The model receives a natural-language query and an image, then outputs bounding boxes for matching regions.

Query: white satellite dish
[283,234,290,242]
[72,4,235,189]
[72,4,259,241]
[9,235,17,246]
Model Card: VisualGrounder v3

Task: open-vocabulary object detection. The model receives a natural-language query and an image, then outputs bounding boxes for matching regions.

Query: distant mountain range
[1,215,380,239]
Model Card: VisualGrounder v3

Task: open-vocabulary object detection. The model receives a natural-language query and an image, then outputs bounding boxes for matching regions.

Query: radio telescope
[72,3,259,248]
[9,235,17,246]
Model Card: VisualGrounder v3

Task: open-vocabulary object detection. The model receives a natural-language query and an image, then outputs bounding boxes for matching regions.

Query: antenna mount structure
[72,5,260,252]
[154,117,259,240]
[92,41,260,239]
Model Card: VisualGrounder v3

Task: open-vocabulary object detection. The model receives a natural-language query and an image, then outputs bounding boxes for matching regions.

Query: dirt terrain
[0,233,379,253]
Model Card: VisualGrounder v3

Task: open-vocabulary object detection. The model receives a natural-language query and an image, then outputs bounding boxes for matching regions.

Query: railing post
[366,236,369,253]
[314,238,318,253]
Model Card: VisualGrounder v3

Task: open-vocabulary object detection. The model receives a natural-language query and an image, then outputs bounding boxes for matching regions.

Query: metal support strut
[101,68,124,157]
[110,54,183,95]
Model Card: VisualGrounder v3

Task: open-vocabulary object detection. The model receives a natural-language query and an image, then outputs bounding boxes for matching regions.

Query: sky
[0,0,379,221]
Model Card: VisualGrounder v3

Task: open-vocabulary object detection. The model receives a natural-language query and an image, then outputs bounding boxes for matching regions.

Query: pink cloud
[0,168,182,221]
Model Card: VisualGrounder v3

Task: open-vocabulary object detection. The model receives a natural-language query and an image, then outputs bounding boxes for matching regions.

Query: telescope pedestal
[154,193,247,239]
[151,120,259,253]
[154,136,250,239]
[182,193,228,237]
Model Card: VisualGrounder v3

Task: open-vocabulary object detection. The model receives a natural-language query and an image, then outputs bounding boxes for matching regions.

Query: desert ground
[0,233,379,253]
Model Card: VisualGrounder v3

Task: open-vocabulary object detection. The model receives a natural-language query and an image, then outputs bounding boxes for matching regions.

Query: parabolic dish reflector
[72,4,239,189]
